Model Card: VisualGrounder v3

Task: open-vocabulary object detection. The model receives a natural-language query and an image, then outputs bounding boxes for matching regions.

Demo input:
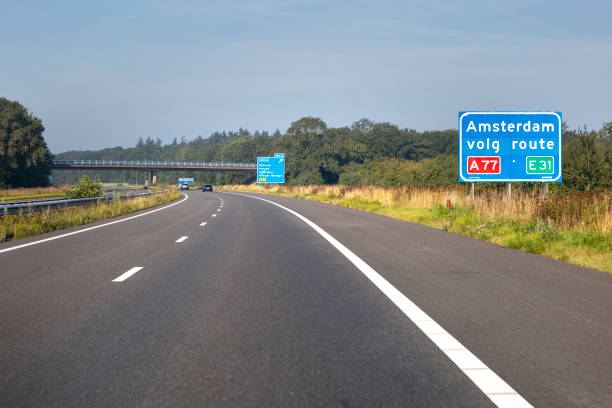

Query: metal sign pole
[470,182,475,203]
[541,182,549,198]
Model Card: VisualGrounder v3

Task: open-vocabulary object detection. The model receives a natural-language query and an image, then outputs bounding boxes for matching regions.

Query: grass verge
[220,184,612,273]
[0,186,72,201]
[0,190,182,243]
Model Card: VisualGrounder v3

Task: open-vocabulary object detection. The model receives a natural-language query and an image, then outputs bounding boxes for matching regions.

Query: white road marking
[222,192,533,408]
[0,193,189,255]
[200,222,208,226]
[175,236,188,243]
[112,267,143,282]
[212,214,217,217]
[217,208,222,212]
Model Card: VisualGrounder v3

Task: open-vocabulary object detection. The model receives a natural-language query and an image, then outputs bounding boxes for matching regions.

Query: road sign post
[459,112,562,183]
[257,153,285,184]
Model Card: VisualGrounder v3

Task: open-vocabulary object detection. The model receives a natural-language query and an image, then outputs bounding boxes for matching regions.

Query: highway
[1,190,610,407]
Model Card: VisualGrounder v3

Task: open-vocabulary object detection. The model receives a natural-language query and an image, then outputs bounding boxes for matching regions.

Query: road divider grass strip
[0,193,187,254]
[222,191,534,408]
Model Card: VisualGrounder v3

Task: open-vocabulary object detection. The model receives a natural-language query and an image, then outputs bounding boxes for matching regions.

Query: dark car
[202,184,213,192]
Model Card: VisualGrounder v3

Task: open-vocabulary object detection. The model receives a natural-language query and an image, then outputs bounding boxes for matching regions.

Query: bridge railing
[52,160,257,168]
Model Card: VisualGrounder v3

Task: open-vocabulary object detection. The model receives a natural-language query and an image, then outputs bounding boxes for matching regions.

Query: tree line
[56,116,611,191]
[55,117,463,186]
[1,97,609,191]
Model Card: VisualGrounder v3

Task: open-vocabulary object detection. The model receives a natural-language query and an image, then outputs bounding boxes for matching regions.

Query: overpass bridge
[52,160,257,184]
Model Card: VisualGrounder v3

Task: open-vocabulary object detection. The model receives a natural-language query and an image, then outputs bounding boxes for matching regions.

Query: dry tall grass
[0,185,71,198]
[223,184,612,233]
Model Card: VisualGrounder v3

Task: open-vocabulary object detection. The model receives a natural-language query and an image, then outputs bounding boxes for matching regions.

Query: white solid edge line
[112,266,143,282]
[0,193,189,255]
[200,222,208,226]
[221,192,533,408]
[175,236,189,243]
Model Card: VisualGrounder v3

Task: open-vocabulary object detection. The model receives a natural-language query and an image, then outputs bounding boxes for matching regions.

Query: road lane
[221,191,612,408]
[222,192,531,407]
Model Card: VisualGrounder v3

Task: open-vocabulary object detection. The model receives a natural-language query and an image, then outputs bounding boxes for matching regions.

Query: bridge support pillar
[150,171,156,185]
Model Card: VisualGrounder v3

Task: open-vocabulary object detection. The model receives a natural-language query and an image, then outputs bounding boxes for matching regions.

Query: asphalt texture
[0,190,610,407]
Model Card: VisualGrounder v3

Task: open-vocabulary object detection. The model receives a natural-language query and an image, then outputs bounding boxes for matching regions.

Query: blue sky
[1,0,611,153]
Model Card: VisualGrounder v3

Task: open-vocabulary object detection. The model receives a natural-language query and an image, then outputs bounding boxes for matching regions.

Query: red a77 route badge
[467,156,501,174]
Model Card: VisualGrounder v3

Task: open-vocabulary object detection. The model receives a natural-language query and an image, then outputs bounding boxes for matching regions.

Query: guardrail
[0,190,167,216]
[52,160,257,168]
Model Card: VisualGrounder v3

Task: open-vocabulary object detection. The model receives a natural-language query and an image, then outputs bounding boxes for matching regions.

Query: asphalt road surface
[1,190,610,407]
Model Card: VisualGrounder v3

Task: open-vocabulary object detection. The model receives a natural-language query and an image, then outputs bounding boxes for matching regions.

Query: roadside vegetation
[0,186,71,201]
[64,175,104,198]
[220,184,612,273]
[0,190,182,243]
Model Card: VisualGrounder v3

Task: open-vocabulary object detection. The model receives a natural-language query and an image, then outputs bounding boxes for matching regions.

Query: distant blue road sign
[257,155,285,183]
[178,177,194,185]
[459,112,562,182]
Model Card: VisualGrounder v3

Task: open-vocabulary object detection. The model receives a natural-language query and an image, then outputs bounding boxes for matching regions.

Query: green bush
[525,235,546,254]
[505,234,526,249]
[64,175,104,198]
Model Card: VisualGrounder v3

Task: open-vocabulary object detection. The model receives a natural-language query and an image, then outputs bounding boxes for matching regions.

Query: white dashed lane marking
[112,267,143,282]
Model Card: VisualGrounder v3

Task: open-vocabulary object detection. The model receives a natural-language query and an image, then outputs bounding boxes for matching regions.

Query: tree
[563,127,610,191]
[351,118,375,133]
[286,117,327,137]
[64,175,104,198]
[598,122,612,184]
[0,97,52,188]
[600,122,612,139]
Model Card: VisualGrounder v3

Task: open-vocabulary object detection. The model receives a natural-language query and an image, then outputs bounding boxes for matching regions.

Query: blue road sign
[178,177,194,185]
[459,112,562,182]
[257,155,285,183]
